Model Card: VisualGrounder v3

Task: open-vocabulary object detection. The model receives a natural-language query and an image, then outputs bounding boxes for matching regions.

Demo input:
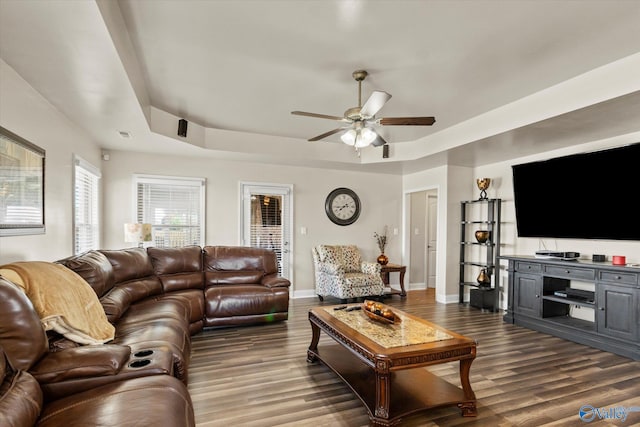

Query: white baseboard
[293,289,316,299]
[435,293,460,304]
[407,282,427,291]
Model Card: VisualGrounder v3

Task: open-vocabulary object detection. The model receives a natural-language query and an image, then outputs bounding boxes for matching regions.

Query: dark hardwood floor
[188,290,640,426]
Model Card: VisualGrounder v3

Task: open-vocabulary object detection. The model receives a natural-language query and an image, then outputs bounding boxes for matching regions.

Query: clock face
[325,188,361,226]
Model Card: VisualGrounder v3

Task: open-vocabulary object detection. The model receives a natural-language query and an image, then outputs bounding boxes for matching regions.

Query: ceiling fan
[291,70,435,149]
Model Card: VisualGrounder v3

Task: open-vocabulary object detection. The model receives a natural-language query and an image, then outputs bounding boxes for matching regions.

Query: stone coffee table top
[323,306,453,349]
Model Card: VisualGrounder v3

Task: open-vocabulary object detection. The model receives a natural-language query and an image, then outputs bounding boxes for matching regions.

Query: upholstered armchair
[312,245,385,302]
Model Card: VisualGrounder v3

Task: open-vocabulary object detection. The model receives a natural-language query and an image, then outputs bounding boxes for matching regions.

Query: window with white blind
[134,174,205,248]
[73,155,100,254]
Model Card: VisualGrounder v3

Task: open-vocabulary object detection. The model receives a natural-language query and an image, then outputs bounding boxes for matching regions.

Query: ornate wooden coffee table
[307,304,477,426]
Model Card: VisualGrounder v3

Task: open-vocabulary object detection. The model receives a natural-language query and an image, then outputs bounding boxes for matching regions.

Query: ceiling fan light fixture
[341,127,377,148]
[358,127,377,147]
[341,129,357,146]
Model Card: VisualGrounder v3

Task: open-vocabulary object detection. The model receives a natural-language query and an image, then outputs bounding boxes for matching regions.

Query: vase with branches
[374,226,389,265]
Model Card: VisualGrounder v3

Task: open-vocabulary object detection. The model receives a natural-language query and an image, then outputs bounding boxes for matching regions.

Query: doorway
[408,189,438,292]
[240,183,293,281]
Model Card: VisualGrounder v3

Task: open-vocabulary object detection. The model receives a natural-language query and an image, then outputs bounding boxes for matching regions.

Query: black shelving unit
[458,198,501,311]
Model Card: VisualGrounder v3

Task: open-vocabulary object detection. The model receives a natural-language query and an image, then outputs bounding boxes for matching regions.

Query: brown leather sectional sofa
[0,245,290,426]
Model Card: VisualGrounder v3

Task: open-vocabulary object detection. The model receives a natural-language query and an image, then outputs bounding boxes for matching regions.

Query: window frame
[73,155,101,255]
[0,126,45,236]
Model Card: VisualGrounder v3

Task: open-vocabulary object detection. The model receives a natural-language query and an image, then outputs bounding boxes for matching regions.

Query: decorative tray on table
[363,300,400,324]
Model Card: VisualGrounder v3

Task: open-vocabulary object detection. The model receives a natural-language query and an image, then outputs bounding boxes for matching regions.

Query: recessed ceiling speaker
[382,144,389,159]
[178,119,188,137]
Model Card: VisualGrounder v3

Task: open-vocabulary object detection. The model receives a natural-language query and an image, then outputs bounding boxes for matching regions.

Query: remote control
[333,305,347,310]
[345,306,361,311]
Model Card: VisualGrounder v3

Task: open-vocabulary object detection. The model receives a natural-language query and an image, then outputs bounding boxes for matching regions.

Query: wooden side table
[379,263,407,297]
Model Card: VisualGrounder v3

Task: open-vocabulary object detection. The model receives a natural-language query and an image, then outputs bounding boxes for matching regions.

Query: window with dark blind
[134,175,205,248]
[73,155,100,254]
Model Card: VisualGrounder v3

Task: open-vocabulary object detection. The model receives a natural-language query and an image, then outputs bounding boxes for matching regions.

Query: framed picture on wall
[0,126,45,236]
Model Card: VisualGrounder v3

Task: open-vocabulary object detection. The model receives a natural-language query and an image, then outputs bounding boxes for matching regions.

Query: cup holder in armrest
[128,359,151,368]
[134,350,154,358]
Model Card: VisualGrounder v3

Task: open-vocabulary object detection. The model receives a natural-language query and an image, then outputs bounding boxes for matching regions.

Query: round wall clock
[325,187,361,226]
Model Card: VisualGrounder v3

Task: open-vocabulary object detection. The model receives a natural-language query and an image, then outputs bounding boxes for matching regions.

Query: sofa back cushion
[57,250,115,298]
[203,246,277,285]
[99,248,156,284]
[148,246,204,292]
[0,276,48,370]
[316,245,362,273]
[98,248,163,322]
[99,277,162,323]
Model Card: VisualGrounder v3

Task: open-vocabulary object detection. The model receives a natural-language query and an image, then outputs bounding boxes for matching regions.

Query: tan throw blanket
[0,261,115,345]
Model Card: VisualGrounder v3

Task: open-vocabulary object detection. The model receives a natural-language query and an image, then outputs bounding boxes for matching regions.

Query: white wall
[0,60,102,264]
[100,150,403,296]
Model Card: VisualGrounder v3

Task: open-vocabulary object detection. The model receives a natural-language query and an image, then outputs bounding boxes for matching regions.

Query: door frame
[239,182,294,289]
[426,193,438,288]
[403,185,440,296]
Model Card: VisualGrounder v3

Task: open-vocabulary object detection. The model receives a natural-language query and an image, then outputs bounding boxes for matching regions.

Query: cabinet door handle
[599,307,605,311]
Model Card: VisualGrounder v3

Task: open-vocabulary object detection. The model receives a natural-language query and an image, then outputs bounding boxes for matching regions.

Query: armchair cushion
[361,261,381,275]
[316,262,345,276]
[316,245,361,273]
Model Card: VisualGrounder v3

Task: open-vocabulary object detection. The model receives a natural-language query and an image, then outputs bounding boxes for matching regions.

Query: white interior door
[241,183,292,280]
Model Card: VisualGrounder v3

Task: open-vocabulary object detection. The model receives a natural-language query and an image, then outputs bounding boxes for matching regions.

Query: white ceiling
[1,0,639,174]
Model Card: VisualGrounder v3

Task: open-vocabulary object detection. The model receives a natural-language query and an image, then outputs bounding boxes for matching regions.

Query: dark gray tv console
[501,255,639,360]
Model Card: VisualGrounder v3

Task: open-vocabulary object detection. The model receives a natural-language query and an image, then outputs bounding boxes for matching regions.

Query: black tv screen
[512,142,640,241]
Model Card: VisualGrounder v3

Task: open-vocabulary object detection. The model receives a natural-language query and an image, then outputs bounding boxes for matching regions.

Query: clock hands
[335,203,354,212]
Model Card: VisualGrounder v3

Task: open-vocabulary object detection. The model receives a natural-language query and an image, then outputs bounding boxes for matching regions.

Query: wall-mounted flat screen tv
[512,142,640,241]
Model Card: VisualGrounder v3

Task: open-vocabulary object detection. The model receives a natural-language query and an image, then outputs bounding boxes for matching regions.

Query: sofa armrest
[261,276,291,288]
[30,345,130,384]
[361,262,381,275]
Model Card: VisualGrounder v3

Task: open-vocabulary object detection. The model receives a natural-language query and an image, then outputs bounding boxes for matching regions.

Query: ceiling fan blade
[291,111,349,122]
[360,91,392,118]
[379,116,436,126]
[308,128,345,142]
[371,133,387,147]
